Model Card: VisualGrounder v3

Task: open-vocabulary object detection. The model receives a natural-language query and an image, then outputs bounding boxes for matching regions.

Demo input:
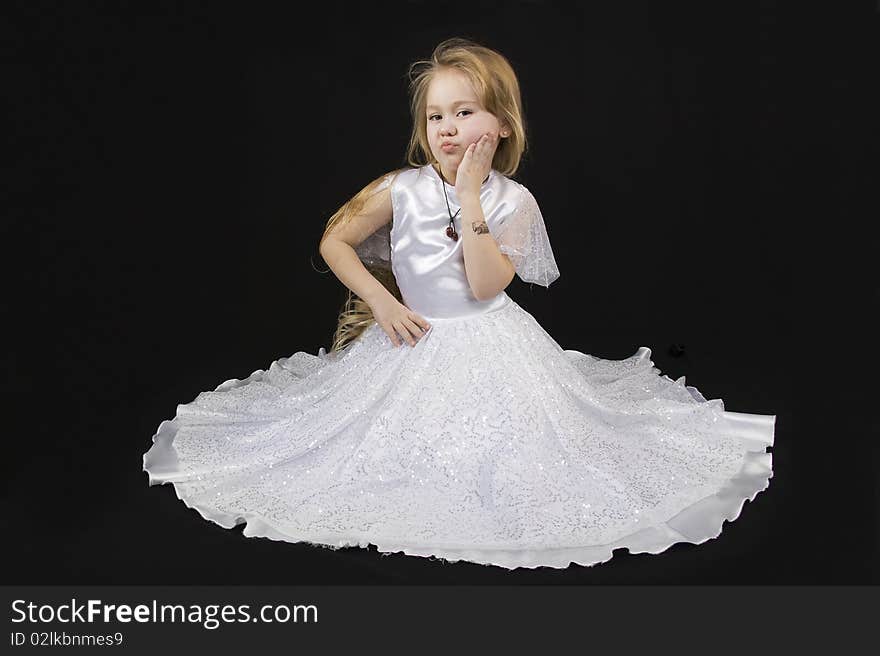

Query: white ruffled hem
[143,344,774,570]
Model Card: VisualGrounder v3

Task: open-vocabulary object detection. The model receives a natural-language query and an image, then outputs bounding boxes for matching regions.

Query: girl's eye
[428,110,472,121]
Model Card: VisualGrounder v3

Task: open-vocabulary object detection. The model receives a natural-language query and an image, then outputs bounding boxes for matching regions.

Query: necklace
[435,164,491,241]
[436,164,461,241]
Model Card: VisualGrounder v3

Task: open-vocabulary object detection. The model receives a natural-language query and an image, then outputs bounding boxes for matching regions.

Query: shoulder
[493,172,532,201]
[378,166,423,193]
[490,173,535,220]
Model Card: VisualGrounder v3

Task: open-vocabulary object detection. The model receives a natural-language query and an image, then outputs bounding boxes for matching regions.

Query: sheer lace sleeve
[493,185,561,287]
[353,173,394,270]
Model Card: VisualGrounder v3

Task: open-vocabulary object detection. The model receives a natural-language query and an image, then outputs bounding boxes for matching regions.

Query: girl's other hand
[369,295,432,347]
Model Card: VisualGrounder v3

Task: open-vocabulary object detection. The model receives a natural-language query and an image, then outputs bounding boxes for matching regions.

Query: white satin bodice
[389,164,523,321]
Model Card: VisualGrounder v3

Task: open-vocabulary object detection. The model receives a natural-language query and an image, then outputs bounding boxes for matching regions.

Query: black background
[5,0,877,584]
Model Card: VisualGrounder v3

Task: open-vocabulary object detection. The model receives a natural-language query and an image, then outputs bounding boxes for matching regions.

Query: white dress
[143,164,775,569]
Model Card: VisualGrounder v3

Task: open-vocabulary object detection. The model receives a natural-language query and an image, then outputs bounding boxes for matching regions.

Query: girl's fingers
[402,318,427,345]
[409,314,431,333]
[392,319,414,347]
[397,325,414,347]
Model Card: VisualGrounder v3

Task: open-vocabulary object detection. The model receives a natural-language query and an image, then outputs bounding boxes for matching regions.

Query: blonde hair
[318,37,528,353]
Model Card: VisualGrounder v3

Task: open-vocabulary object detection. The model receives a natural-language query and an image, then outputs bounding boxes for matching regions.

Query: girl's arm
[319,185,396,307]
[458,192,517,300]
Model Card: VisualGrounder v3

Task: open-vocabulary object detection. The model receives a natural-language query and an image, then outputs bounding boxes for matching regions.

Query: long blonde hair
[318,37,528,353]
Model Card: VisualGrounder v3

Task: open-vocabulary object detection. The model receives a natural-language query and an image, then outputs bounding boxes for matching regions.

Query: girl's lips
[441,144,457,152]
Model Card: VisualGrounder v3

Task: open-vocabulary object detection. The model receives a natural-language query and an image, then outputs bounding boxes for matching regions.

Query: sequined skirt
[142,298,775,569]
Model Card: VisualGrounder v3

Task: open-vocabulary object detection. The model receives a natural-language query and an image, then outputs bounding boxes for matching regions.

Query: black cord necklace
[436,164,461,241]
[436,163,491,241]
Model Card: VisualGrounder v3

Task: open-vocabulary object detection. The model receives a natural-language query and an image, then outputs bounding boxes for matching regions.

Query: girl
[143,37,775,570]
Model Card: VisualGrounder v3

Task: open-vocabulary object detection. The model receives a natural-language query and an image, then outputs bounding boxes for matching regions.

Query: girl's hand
[369,295,432,348]
[454,131,500,198]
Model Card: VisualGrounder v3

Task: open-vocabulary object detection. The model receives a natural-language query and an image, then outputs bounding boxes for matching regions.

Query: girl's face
[425,70,508,173]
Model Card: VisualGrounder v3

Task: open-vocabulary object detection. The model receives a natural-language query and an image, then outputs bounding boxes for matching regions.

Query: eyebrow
[426,100,477,111]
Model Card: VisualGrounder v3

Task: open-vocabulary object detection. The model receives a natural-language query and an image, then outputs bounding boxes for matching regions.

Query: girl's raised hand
[369,295,432,348]
[454,131,500,198]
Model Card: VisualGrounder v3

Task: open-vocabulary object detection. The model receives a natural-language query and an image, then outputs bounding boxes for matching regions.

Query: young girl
[143,38,775,570]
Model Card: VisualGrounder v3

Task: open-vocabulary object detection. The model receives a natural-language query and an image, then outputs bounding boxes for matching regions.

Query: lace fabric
[352,174,395,271]
[493,186,561,287]
[143,299,775,569]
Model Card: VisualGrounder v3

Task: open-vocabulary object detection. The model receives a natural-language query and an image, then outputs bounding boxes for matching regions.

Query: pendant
[446,225,459,240]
